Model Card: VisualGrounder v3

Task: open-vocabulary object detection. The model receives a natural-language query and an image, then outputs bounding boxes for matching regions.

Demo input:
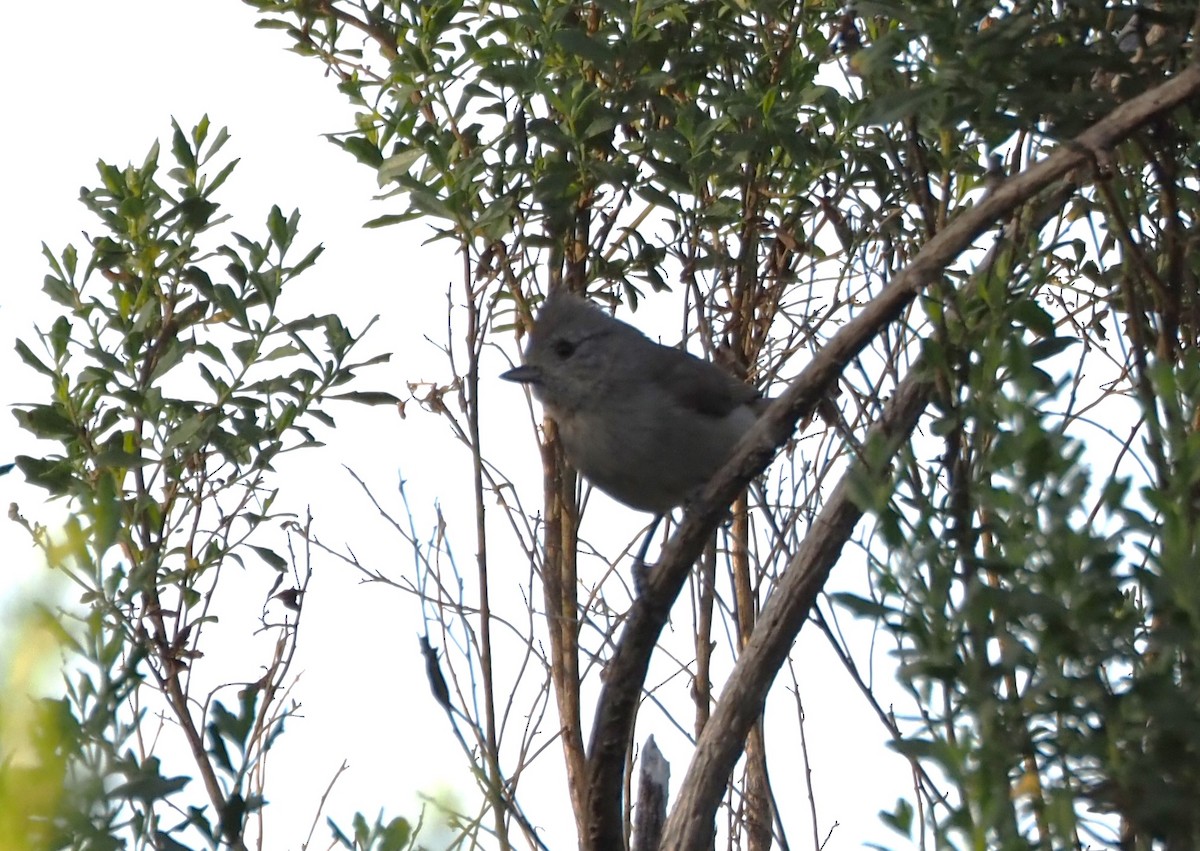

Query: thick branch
[659,62,1200,851]
[583,60,1200,851]
[660,364,933,850]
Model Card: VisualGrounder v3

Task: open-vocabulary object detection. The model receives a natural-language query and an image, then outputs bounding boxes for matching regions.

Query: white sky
[2,3,923,849]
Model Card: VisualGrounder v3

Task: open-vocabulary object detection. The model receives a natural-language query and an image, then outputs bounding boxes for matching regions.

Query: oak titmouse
[501,292,761,527]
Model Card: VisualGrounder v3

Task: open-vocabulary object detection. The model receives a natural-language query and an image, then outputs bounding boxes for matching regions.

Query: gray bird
[501,291,762,566]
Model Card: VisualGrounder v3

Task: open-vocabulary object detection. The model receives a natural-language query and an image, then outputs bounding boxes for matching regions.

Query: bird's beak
[501,365,541,385]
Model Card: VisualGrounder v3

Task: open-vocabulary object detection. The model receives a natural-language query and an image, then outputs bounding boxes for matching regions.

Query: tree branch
[583,59,1200,851]
[660,363,933,850]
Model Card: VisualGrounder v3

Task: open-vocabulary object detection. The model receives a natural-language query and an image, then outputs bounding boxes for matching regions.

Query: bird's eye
[552,339,576,359]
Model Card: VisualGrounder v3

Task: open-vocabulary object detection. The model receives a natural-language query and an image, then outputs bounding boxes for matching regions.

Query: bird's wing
[654,344,760,418]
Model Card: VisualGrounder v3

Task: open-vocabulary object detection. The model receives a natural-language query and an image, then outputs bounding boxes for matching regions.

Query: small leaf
[206,721,234,773]
[830,591,895,620]
[14,339,54,377]
[289,244,322,276]
[327,390,403,406]
[1028,335,1078,363]
[1012,297,1055,337]
[262,344,302,362]
[154,831,195,851]
[43,273,75,307]
[267,205,292,252]
[90,471,123,556]
[250,545,288,572]
[379,816,412,851]
[327,817,354,849]
[49,317,72,362]
[331,134,384,168]
[857,86,941,126]
[364,212,421,229]
[162,414,211,452]
[378,148,424,186]
[553,29,614,65]
[171,120,197,173]
[111,757,190,803]
[13,406,76,440]
[879,798,914,837]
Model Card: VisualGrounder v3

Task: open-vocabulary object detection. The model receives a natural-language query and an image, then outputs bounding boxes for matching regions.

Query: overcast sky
[2,4,920,849]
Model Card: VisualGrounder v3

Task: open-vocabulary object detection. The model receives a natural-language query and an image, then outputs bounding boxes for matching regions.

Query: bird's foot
[632,558,651,597]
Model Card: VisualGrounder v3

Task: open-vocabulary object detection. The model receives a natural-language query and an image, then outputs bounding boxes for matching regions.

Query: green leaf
[267,205,293,252]
[332,134,384,168]
[364,212,422,229]
[857,86,941,126]
[879,798,914,837]
[90,470,123,556]
[154,831,195,851]
[49,316,71,362]
[250,545,288,572]
[206,720,234,773]
[177,195,220,229]
[289,244,323,276]
[327,390,402,406]
[378,148,424,186]
[206,156,240,194]
[14,339,54,378]
[831,591,895,620]
[207,123,231,158]
[328,817,354,849]
[162,413,211,452]
[262,344,302,362]
[212,704,244,748]
[1028,335,1078,363]
[43,273,75,308]
[97,431,136,462]
[192,113,211,147]
[1012,297,1055,337]
[232,338,259,366]
[184,805,216,844]
[111,757,190,803]
[283,315,328,333]
[634,184,682,213]
[171,119,197,173]
[149,337,189,383]
[379,817,412,851]
[552,29,615,65]
[13,406,76,440]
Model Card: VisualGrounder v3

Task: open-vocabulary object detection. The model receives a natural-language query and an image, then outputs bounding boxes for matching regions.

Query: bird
[501,291,762,570]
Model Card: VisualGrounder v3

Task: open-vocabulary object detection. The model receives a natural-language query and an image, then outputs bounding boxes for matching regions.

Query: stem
[463,247,510,848]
